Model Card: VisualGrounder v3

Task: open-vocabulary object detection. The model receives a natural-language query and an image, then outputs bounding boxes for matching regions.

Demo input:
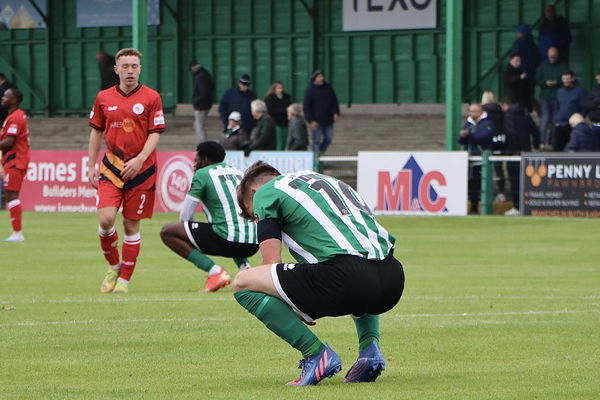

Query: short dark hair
[501,96,514,105]
[562,70,574,77]
[8,88,23,104]
[0,72,6,80]
[509,53,521,60]
[237,161,281,220]
[196,141,225,163]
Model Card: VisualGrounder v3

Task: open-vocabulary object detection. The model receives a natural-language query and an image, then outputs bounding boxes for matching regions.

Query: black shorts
[184,221,259,258]
[272,251,405,322]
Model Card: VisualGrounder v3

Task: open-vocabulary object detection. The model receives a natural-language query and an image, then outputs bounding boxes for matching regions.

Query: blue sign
[0,0,46,29]
[76,0,160,28]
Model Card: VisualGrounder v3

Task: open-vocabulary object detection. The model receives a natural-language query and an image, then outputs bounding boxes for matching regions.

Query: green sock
[186,249,215,272]
[234,289,324,358]
[233,257,248,268]
[354,314,380,351]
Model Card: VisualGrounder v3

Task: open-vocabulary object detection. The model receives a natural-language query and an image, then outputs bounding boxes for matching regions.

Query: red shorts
[97,180,155,220]
[3,168,26,192]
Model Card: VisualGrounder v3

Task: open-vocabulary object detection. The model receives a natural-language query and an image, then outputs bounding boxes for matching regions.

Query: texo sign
[343,0,437,31]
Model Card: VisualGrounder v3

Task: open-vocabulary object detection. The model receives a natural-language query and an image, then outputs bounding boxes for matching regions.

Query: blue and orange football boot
[286,344,342,386]
[344,341,386,383]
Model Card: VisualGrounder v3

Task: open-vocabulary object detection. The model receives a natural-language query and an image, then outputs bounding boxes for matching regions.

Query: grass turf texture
[1,212,599,399]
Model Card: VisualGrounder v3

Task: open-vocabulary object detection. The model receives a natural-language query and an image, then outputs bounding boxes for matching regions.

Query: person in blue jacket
[219,74,257,132]
[564,113,597,152]
[554,70,588,151]
[458,103,495,214]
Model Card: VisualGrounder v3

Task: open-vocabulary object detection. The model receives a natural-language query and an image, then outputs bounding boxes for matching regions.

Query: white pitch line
[1,309,598,328]
[0,297,229,305]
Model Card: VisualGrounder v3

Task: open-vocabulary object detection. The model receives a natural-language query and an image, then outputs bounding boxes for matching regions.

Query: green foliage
[1,212,599,399]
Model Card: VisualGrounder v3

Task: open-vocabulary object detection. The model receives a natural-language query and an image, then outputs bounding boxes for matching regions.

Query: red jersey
[89,84,166,190]
[1,108,30,170]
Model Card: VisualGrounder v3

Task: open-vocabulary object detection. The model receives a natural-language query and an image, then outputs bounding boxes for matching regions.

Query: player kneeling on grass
[233,161,405,386]
[0,88,30,242]
[160,141,258,292]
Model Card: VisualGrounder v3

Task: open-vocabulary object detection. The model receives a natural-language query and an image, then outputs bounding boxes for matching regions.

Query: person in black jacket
[303,70,340,154]
[501,97,539,215]
[264,81,292,151]
[190,60,214,144]
[503,54,531,112]
[96,51,119,90]
[219,74,257,133]
[243,100,276,156]
[589,71,600,112]
[0,72,15,127]
[481,91,507,202]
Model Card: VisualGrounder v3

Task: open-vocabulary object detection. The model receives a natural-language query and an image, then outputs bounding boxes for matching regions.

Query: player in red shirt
[0,88,30,243]
[88,48,166,294]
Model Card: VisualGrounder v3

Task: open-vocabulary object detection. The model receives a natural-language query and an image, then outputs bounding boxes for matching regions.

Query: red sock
[7,199,22,232]
[99,227,120,266]
[120,233,141,281]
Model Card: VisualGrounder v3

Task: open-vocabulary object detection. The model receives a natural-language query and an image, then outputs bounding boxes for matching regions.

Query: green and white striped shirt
[186,162,256,244]
[253,171,395,263]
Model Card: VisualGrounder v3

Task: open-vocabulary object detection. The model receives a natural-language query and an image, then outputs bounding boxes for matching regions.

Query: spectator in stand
[219,74,257,132]
[303,70,340,154]
[589,111,600,150]
[220,111,249,150]
[0,72,15,127]
[264,81,292,151]
[458,103,495,214]
[588,71,600,112]
[564,113,596,152]
[511,24,539,112]
[536,47,569,150]
[503,54,530,112]
[285,103,308,151]
[96,51,119,90]
[554,70,588,151]
[501,97,539,216]
[190,59,214,144]
[243,99,275,156]
[481,91,507,202]
[538,4,571,62]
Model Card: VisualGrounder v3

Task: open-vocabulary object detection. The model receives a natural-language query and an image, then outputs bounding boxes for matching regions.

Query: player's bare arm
[0,135,16,152]
[0,150,4,180]
[121,131,160,181]
[260,238,282,264]
[87,128,103,189]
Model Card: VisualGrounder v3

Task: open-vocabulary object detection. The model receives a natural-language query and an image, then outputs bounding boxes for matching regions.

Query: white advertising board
[343,0,437,31]
[357,151,468,216]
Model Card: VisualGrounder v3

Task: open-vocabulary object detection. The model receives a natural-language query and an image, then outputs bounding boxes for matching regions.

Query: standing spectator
[0,88,30,242]
[538,4,571,62]
[220,111,249,150]
[303,70,340,154]
[501,97,539,216]
[503,54,530,111]
[219,74,257,132]
[535,47,569,149]
[190,59,214,144]
[0,72,15,127]
[589,111,600,151]
[285,103,308,151]
[511,24,540,110]
[243,99,275,156]
[264,81,291,151]
[96,51,119,90]
[458,103,495,214]
[554,70,588,151]
[564,113,596,152]
[589,71,600,112]
[88,48,166,294]
[481,91,506,202]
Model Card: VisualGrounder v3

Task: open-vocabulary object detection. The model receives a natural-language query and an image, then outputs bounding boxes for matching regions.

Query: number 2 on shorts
[137,193,146,214]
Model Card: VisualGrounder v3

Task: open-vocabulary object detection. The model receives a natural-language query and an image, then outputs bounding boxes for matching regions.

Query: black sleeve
[257,218,282,243]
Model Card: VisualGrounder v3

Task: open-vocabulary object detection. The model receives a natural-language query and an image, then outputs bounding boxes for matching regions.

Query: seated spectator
[554,70,588,151]
[565,113,596,152]
[285,103,308,151]
[589,71,600,111]
[590,111,600,150]
[501,97,539,215]
[458,103,495,214]
[220,111,249,150]
[243,99,276,156]
[503,54,530,112]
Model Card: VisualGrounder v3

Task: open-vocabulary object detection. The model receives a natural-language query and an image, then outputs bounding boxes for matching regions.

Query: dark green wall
[0,0,598,115]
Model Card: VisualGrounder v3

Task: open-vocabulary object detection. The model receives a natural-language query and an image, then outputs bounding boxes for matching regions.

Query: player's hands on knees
[88,167,99,189]
[122,156,143,181]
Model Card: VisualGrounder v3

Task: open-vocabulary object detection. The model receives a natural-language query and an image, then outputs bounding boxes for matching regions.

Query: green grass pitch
[1,212,599,399]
